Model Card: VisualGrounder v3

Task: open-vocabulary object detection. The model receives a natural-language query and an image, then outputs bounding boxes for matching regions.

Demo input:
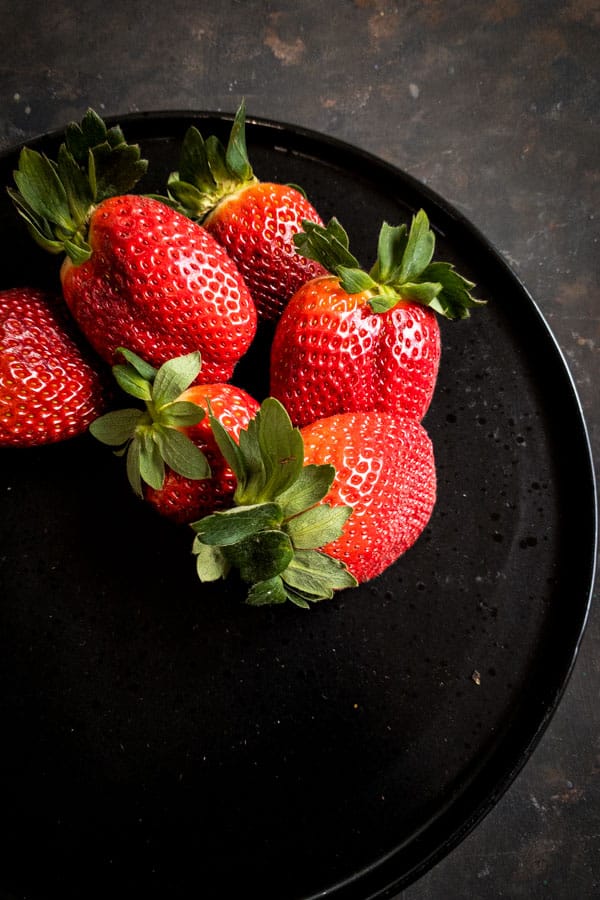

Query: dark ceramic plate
[0,114,596,900]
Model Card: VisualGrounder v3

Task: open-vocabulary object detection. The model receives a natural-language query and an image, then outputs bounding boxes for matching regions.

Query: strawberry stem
[89,349,209,496]
[163,100,259,220]
[294,210,486,320]
[190,398,358,608]
[7,109,148,264]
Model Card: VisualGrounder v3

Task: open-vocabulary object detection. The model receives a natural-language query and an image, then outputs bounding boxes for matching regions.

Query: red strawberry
[270,212,484,427]
[144,382,260,524]
[165,101,326,321]
[0,287,108,447]
[9,109,257,381]
[90,349,258,524]
[300,411,436,583]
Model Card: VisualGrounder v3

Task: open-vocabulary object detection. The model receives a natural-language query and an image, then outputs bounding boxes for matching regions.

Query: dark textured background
[1,1,598,897]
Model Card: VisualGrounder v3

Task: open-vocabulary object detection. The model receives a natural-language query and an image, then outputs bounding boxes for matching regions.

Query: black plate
[0,114,596,900]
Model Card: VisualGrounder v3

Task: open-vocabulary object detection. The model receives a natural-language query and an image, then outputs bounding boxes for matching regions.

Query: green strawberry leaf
[205,135,232,192]
[293,217,361,273]
[420,261,485,320]
[57,142,93,227]
[295,208,484,319]
[153,425,210,480]
[92,350,211,501]
[281,550,357,600]
[224,529,294,583]
[275,463,335,517]
[209,411,248,485]
[284,503,352,550]
[231,398,303,505]
[166,102,257,220]
[192,396,358,609]
[283,587,312,609]
[192,503,283,547]
[89,408,146,446]
[115,348,158,381]
[246,576,288,606]
[396,208,435,283]
[282,549,358,594]
[337,266,377,295]
[63,238,92,265]
[165,178,205,214]
[91,141,148,202]
[112,363,153,402]
[152,351,202,410]
[236,419,266,499]
[158,400,205,429]
[224,99,254,183]
[126,436,143,497]
[256,398,304,501]
[106,124,126,148]
[194,540,229,582]
[138,430,165,490]
[13,148,74,232]
[177,126,216,191]
[370,221,408,283]
[369,280,442,313]
[64,108,108,164]
[9,110,147,261]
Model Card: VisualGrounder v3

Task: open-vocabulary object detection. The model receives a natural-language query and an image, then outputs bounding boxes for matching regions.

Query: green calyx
[89,349,210,496]
[191,397,358,609]
[294,209,486,320]
[7,108,148,264]
[163,99,258,220]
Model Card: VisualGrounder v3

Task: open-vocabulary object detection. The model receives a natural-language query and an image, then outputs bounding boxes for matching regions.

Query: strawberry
[8,109,257,381]
[191,398,358,607]
[270,211,484,427]
[300,411,436,583]
[89,349,259,524]
[0,287,109,447]
[144,383,260,524]
[164,100,326,322]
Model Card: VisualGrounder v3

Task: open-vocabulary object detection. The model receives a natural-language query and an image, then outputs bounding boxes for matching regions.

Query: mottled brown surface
[0,0,598,897]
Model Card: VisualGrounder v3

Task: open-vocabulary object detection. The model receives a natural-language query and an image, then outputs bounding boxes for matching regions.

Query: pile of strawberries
[0,104,483,607]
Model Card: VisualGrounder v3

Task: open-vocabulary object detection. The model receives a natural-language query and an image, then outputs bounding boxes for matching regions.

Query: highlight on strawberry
[270,209,486,427]
[8,109,257,382]
[0,287,109,447]
[89,349,260,524]
[163,100,326,322]
[191,397,358,608]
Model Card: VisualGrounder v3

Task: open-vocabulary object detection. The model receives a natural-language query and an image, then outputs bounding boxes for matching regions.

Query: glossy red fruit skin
[144,383,260,524]
[270,276,441,427]
[204,183,327,322]
[0,287,109,447]
[301,412,436,583]
[60,196,257,382]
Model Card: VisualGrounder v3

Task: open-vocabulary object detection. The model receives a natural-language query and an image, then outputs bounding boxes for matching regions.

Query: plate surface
[0,114,596,900]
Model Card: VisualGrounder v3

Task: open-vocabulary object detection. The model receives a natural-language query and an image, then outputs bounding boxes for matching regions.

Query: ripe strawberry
[144,383,260,524]
[90,349,259,524]
[164,100,326,321]
[300,411,436,583]
[9,109,257,381]
[0,287,109,447]
[270,211,484,427]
